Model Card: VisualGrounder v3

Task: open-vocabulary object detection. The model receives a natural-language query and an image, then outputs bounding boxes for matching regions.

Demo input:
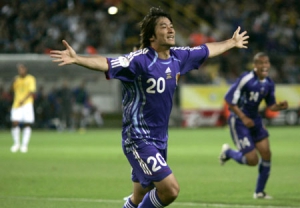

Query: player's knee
[247,160,258,166]
[131,194,144,205]
[157,184,180,205]
[165,184,180,203]
[261,150,272,161]
[169,184,180,200]
[246,154,259,166]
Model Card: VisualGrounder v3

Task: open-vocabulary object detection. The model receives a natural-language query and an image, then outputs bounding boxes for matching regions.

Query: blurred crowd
[0,0,299,83]
[0,81,104,130]
[183,0,300,84]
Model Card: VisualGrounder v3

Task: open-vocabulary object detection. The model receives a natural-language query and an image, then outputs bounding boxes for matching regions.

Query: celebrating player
[220,52,288,199]
[10,64,36,153]
[50,7,249,208]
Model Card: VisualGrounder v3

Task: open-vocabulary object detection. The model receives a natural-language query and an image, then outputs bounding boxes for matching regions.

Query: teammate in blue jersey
[50,7,249,208]
[220,52,288,199]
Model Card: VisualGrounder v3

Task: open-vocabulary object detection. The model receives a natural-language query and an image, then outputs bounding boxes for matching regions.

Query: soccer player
[10,64,36,153]
[220,52,288,199]
[50,7,249,208]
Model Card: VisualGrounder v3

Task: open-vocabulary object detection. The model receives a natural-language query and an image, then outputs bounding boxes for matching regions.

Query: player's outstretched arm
[50,40,109,72]
[269,100,289,111]
[205,26,249,57]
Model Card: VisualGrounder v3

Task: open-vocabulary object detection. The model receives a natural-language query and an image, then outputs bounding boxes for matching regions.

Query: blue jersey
[225,70,276,118]
[106,45,209,150]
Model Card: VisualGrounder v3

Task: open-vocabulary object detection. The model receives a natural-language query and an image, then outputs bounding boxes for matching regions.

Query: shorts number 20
[147,153,167,172]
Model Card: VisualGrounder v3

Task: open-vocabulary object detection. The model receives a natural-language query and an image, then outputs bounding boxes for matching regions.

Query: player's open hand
[232,26,249,49]
[50,40,77,66]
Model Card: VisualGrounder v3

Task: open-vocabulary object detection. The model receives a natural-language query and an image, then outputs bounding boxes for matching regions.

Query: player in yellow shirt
[10,64,36,153]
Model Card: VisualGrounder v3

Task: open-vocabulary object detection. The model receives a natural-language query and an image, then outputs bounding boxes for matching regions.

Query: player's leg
[123,145,179,208]
[20,103,35,153]
[10,107,21,152]
[242,117,271,199]
[137,173,179,208]
[20,123,32,153]
[124,177,179,208]
[10,121,20,152]
[137,147,179,208]
[123,182,153,207]
[154,173,179,204]
[253,137,272,199]
[123,167,134,201]
[220,115,258,165]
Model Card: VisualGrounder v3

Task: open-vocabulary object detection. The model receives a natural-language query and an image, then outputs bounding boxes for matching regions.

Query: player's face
[17,64,27,77]
[151,17,175,48]
[254,56,270,80]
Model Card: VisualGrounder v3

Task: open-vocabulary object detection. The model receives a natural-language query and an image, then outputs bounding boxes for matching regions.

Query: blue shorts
[122,142,172,188]
[228,115,269,155]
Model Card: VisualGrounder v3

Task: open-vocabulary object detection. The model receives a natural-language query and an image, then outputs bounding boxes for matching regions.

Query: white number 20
[147,153,167,172]
[146,77,165,94]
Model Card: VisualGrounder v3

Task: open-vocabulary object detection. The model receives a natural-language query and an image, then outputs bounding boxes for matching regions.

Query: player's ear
[150,32,157,42]
[149,35,155,42]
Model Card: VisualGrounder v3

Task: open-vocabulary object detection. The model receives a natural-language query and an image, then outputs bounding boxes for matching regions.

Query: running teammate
[220,52,288,199]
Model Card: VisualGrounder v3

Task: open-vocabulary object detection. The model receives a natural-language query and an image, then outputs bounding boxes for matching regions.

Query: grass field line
[0,195,299,208]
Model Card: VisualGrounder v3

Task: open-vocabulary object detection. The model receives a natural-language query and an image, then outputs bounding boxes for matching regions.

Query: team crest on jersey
[165,67,172,79]
[118,56,130,67]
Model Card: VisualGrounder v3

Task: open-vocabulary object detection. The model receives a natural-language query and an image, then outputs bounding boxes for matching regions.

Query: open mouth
[167,36,175,40]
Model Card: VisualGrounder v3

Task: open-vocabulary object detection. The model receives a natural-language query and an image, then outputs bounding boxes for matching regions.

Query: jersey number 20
[146,77,166,94]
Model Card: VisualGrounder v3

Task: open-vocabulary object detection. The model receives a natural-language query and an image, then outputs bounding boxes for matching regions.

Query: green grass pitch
[0,127,299,208]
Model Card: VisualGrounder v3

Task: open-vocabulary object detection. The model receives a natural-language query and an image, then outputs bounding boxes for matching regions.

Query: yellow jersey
[12,74,36,108]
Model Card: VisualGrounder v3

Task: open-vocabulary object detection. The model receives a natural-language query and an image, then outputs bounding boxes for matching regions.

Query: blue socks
[225,149,271,193]
[137,189,165,208]
[226,149,247,164]
[123,198,138,208]
[123,189,165,208]
[255,159,271,193]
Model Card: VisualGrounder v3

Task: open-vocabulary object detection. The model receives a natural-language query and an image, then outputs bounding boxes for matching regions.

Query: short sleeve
[105,56,137,82]
[29,76,36,92]
[265,81,276,107]
[225,81,240,105]
[171,44,209,75]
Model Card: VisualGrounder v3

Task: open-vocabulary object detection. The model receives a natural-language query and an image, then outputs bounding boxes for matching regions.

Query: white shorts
[11,103,35,123]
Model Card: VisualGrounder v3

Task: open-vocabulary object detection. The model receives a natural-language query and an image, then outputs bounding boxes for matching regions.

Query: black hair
[139,7,172,48]
[253,52,269,62]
